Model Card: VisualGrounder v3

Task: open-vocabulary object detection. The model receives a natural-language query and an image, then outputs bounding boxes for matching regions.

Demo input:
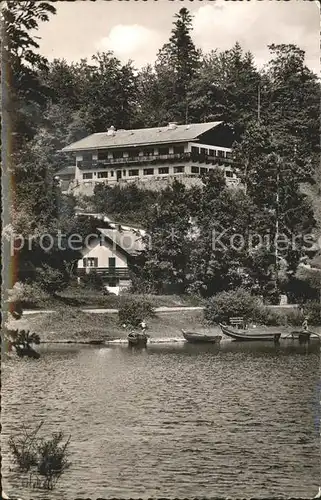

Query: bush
[80,270,104,291]
[204,288,261,325]
[285,308,304,326]
[9,422,71,490]
[35,264,69,295]
[302,300,321,326]
[9,426,38,471]
[37,431,71,490]
[5,329,41,348]
[255,307,287,326]
[8,282,50,309]
[118,297,155,328]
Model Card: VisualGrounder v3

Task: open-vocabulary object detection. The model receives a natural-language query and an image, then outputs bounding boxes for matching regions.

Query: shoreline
[5,308,207,344]
[5,305,319,346]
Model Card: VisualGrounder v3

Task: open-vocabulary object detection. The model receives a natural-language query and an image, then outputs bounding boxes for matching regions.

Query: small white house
[77,226,145,294]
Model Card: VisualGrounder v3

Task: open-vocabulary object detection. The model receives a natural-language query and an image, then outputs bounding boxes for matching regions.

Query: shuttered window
[83,257,98,267]
[158,167,169,175]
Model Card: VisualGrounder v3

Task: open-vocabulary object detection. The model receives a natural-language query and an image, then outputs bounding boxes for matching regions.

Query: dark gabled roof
[56,165,75,176]
[75,212,145,231]
[61,122,224,152]
[97,227,145,256]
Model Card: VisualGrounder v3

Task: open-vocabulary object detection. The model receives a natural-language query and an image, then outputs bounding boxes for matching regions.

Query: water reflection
[2,339,320,499]
[104,338,320,357]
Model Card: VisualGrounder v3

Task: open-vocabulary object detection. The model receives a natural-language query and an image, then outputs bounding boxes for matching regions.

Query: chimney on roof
[168,122,178,130]
[107,125,116,136]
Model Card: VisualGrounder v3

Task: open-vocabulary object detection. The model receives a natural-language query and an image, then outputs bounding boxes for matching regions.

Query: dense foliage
[90,183,156,225]
[204,288,320,327]
[204,288,262,325]
[118,297,155,328]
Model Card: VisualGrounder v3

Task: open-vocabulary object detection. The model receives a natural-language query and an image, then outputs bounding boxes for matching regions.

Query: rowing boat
[127,332,148,347]
[286,330,321,343]
[181,330,222,344]
[219,323,281,342]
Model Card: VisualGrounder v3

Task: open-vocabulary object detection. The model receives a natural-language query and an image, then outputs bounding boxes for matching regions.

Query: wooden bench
[229,317,245,329]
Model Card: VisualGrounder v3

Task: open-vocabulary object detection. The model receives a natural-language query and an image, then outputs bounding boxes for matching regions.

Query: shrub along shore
[6,288,320,345]
[6,299,319,345]
[6,307,208,343]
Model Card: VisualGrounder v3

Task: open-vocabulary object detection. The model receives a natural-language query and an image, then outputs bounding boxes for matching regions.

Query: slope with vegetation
[2,3,319,321]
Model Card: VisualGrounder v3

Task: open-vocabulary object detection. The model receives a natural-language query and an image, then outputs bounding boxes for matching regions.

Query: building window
[143,168,154,176]
[129,169,139,176]
[97,171,108,178]
[127,149,137,158]
[110,171,114,177]
[98,150,109,160]
[217,150,225,158]
[225,170,233,178]
[191,146,199,156]
[200,148,208,156]
[83,257,98,267]
[82,152,92,161]
[208,149,216,157]
[159,167,169,175]
[83,172,93,180]
[123,170,126,176]
[191,166,200,174]
[159,146,169,155]
[143,147,154,156]
[173,145,184,154]
[200,167,208,174]
[226,151,233,159]
[112,150,123,160]
[174,166,185,173]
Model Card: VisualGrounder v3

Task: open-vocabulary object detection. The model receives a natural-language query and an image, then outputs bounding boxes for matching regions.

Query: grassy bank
[6,307,319,344]
[7,307,206,343]
[22,288,204,310]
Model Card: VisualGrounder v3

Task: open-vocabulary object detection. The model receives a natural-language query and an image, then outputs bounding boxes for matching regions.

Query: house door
[117,170,122,181]
[108,257,116,269]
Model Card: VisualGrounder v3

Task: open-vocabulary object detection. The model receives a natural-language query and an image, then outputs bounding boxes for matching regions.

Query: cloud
[192,2,320,73]
[96,24,162,68]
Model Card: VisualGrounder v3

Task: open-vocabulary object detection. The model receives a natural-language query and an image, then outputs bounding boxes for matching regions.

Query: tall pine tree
[155,8,201,123]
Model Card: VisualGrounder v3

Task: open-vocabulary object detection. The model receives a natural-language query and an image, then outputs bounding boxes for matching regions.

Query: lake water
[2,338,320,499]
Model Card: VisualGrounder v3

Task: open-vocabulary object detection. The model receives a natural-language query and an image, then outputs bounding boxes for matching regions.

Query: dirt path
[23,306,204,315]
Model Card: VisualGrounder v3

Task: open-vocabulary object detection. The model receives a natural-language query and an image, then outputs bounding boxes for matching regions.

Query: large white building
[60,121,239,194]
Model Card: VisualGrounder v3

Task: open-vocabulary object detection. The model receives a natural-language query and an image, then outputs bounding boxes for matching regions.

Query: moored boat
[287,330,321,343]
[181,330,222,344]
[127,332,148,347]
[219,323,281,342]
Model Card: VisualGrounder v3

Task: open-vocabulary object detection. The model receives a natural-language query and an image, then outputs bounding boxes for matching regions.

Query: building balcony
[78,267,130,279]
[76,152,233,170]
[191,153,233,165]
[77,152,191,169]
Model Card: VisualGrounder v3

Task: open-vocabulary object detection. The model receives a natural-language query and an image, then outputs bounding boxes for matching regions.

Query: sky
[36,0,320,74]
